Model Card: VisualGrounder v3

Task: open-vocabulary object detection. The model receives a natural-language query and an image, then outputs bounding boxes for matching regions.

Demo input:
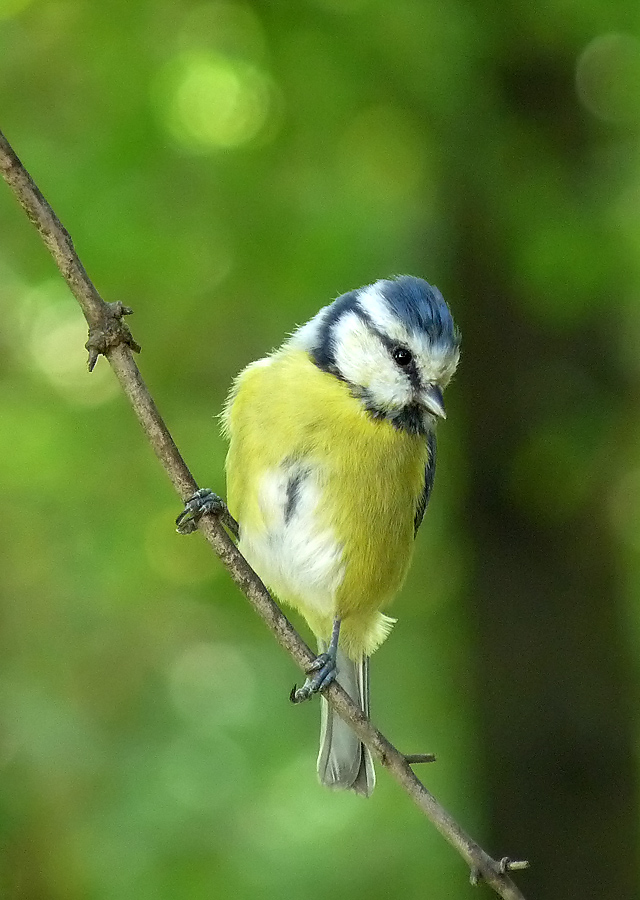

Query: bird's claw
[176,488,225,534]
[290,652,337,703]
[305,651,332,673]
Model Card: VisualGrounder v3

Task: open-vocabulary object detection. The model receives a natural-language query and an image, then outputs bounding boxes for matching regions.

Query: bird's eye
[392,347,413,367]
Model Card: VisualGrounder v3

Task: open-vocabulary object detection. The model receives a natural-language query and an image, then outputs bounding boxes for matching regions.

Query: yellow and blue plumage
[178,276,460,796]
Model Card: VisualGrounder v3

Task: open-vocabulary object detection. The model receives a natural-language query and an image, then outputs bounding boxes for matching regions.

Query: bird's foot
[290,651,337,704]
[176,488,237,536]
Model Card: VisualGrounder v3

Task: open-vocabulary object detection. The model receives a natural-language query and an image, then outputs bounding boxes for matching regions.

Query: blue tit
[178,275,460,796]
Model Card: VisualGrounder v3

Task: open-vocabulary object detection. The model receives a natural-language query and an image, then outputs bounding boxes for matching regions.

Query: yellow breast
[224,349,429,653]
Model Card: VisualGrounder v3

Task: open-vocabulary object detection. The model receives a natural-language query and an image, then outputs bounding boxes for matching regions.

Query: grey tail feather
[316,641,375,797]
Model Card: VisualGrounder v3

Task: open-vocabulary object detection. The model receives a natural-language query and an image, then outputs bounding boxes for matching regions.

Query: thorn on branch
[499,857,530,874]
[470,857,530,886]
[85,300,140,371]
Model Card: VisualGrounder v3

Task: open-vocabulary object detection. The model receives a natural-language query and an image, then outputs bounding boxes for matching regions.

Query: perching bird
[177,276,460,797]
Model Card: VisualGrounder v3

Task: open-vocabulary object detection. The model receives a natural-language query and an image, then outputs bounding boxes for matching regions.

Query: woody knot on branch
[85,300,140,371]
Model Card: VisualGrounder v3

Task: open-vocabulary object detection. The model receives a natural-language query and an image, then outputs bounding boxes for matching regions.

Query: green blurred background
[1,1,640,898]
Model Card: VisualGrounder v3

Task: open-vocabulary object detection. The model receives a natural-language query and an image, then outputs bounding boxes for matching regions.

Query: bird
[176,275,460,797]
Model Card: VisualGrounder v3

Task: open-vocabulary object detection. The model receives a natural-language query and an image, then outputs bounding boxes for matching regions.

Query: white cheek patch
[331,311,381,381]
[332,312,412,408]
[240,467,344,616]
[366,365,412,409]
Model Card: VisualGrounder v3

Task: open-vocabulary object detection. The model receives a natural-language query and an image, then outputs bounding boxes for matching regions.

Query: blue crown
[380,276,459,347]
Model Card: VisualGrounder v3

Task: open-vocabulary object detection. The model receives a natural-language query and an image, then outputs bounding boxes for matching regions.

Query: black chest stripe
[284,470,306,524]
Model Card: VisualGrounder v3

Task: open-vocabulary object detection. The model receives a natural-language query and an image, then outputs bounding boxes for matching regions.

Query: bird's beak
[422,384,446,419]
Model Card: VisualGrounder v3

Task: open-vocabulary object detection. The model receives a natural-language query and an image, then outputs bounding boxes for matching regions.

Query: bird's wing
[414,430,436,536]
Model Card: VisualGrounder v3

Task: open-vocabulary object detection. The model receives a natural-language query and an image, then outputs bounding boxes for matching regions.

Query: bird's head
[290,276,460,435]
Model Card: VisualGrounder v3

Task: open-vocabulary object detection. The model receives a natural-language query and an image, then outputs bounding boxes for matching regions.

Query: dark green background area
[1,2,639,898]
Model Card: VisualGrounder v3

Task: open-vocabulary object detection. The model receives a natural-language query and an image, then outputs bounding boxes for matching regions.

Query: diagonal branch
[0,126,528,900]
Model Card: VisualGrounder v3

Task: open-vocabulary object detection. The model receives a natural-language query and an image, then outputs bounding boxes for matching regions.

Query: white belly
[238,466,344,616]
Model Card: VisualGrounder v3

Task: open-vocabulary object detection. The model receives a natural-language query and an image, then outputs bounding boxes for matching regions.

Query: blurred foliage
[1,1,640,899]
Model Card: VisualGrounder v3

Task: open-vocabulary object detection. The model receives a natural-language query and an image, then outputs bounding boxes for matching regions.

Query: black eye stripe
[389,343,421,390]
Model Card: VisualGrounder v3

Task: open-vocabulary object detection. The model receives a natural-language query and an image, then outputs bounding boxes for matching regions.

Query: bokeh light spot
[576,33,640,126]
[155,51,275,151]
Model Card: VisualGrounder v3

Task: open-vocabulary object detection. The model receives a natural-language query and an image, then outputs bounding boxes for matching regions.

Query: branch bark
[0,126,528,900]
